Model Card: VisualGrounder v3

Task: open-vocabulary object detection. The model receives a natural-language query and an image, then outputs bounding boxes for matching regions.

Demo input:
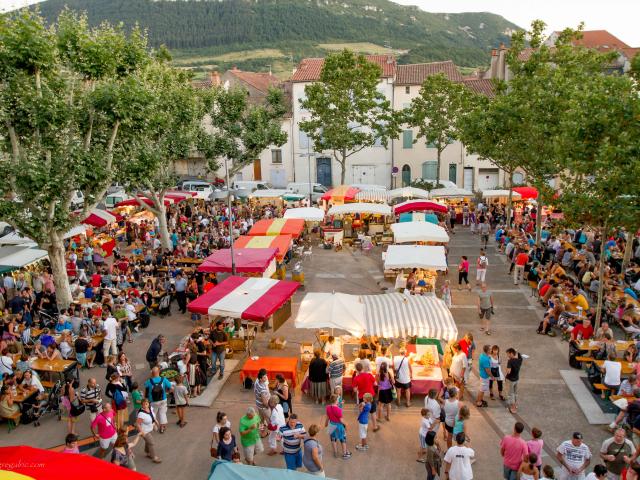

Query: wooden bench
[1,411,21,432]
[575,356,593,364]
[594,383,613,399]
[41,380,55,390]
[611,394,633,402]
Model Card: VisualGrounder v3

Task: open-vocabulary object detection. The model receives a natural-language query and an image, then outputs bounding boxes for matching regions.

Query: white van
[286,183,328,203]
[232,181,273,198]
[182,181,214,200]
[104,190,131,209]
[71,191,85,209]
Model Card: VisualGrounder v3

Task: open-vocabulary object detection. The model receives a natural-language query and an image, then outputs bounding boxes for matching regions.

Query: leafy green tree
[0,10,154,308]
[406,73,472,184]
[117,64,212,251]
[299,49,399,185]
[205,86,287,177]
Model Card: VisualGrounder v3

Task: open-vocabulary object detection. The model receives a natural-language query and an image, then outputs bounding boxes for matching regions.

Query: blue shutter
[422,161,438,180]
[402,130,413,149]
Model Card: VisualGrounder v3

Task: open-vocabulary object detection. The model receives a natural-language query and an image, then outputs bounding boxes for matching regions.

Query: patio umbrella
[393,200,448,215]
[82,209,123,228]
[0,445,149,480]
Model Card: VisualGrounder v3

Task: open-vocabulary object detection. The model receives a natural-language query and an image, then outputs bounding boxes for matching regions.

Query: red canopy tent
[512,186,539,199]
[115,197,174,208]
[248,218,305,239]
[82,209,123,228]
[198,248,278,275]
[0,445,149,480]
[165,191,197,201]
[393,200,448,215]
[234,235,292,262]
[187,275,299,322]
[321,185,360,203]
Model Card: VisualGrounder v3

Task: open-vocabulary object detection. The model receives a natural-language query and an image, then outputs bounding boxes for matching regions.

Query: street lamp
[298,146,316,206]
[224,157,236,275]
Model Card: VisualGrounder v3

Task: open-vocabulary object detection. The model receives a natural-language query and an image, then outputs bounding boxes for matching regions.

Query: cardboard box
[268,337,287,350]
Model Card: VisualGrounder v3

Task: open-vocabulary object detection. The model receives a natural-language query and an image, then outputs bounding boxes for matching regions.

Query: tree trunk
[506,171,513,228]
[535,197,544,245]
[340,149,347,185]
[157,203,172,252]
[47,234,72,309]
[594,224,608,330]
[436,146,442,184]
[622,231,635,270]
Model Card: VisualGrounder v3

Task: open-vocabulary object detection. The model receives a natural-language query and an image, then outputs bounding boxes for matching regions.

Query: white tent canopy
[429,186,473,198]
[283,207,325,222]
[391,221,450,243]
[354,190,391,203]
[0,225,86,246]
[248,189,289,199]
[295,292,457,340]
[482,189,522,199]
[0,246,48,269]
[388,186,430,200]
[328,203,392,216]
[351,184,387,191]
[384,245,448,271]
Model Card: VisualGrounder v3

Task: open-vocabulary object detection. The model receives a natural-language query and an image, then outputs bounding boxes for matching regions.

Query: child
[439,377,458,401]
[417,408,433,462]
[540,465,555,480]
[441,280,452,308]
[452,405,470,441]
[518,453,539,480]
[526,428,544,474]
[334,385,344,409]
[355,393,372,451]
[174,375,189,428]
[62,433,79,454]
[129,382,143,425]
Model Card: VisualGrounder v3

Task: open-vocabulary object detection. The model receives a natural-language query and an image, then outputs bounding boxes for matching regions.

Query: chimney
[386,55,394,64]
[209,70,221,86]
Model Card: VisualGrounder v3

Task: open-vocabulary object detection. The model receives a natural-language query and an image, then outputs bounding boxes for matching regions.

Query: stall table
[240,356,298,388]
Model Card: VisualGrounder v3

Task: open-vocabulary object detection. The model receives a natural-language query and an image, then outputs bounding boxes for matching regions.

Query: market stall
[481,189,522,201]
[0,246,48,273]
[233,234,292,263]
[390,221,449,244]
[295,292,457,394]
[82,209,123,228]
[511,186,538,200]
[198,248,278,278]
[393,200,448,215]
[354,190,391,203]
[283,207,325,222]
[187,275,299,324]
[320,185,360,205]
[239,356,300,388]
[399,212,439,224]
[383,245,447,291]
[248,218,305,239]
[325,203,393,244]
[429,186,473,199]
[248,189,289,207]
[388,186,430,200]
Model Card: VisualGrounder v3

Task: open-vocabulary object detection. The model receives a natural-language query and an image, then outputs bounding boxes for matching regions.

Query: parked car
[286,182,328,203]
[70,191,85,209]
[104,190,131,209]
[181,181,214,200]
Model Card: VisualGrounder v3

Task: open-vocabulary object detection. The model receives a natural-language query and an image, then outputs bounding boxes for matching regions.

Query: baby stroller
[24,379,63,426]
[38,310,59,330]
[157,294,171,317]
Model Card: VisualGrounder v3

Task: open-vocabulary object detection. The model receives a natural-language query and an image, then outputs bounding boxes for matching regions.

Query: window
[401,164,411,187]
[422,161,438,181]
[402,130,413,149]
[271,149,282,164]
[449,164,457,183]
[405,86,410,94]
[512,172,524,185]
[298,130,310,149]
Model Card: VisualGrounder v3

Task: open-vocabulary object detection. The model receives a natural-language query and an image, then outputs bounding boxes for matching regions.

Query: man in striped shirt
[279,413,306,470]
[254,368,271,424]
[80,378,103,421]
[328,354,345,393]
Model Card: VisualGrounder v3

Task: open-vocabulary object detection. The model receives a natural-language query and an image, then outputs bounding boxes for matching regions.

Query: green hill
[35,0,519,75]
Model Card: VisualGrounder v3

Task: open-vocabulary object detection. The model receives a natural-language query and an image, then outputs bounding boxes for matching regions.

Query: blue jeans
[284,451,302,470]
[503,466,518,480]
[211,350,225,375]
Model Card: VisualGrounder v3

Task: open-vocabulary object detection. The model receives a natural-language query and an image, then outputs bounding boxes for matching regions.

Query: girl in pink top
[526,427,544,469]
[62,433,79,454]
[458,256,471,291]
[324,394,351,459]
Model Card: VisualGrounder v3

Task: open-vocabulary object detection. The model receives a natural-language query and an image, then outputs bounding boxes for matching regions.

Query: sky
[1,0,639,46]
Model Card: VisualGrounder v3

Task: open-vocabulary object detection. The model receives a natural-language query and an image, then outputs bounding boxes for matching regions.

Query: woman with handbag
[274,374,292,419]
[136,398,162,464]
[266,395,286,455]
[376,362,395,422]
[488,345,505,401]
[217,426,241,463]
[211,411,231,457]
[61,377,82,435]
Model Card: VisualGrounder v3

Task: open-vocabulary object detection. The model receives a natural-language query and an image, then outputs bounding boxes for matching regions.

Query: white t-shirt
[450,353,467,379]
[557,441,591,472]
[585,473,600,480]
[603,360,621,386]
[424,397,441,426]
[212,420,231,435]
[0,355,14,375]
[137,408,156,434]
[419,416,433,437]
[103,317,118,341]
[269,404,286,428]
[393,355,411,384]
[23,375,44,393]
[375,356,391,371]
[125,304,137,321]
[323,339,342,358]
[444,445,475,480]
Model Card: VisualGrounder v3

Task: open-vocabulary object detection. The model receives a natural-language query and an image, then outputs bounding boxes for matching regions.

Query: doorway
[316,157,332,187]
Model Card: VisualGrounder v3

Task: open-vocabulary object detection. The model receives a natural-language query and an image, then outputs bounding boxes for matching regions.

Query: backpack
[149,378,164,402]
[479,256,488,268]
[113,388,127,410]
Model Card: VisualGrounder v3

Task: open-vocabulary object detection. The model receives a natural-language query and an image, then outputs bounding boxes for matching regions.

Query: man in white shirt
[444,432,475,480]
[476,249,489,286]
[556,432,591,480]
[393,348,413,407]
[323,336,342,359]
[102,314,119,358]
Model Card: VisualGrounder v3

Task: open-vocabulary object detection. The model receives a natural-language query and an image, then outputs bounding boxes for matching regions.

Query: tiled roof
[463,78,496,98]
[571,30,630,50]
[395,61,464,85]
[622,48,640,60]
[227,69,280,93]
[291,55,397,82]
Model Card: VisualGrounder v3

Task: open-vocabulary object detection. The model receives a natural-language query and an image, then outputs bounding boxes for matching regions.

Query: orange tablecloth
[240,356,299,388]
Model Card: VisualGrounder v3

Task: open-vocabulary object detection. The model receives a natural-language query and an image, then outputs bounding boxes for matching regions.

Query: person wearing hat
[556,432,592,480]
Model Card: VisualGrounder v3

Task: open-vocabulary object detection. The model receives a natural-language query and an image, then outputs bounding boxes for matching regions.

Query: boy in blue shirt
[356,393,373,451]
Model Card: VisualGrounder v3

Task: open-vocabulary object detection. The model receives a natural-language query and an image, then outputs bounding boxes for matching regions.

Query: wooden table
[13,386,37,403]
[29,358,77,384]
[175,257,203,265]
[577,340,633,352]
[594,359,635,375]
[240,356,299,388]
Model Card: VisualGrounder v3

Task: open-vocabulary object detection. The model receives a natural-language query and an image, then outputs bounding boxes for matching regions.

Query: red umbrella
[0,445,149,480]
[115,196,175,208]
[393,200,448,215]
[512,186,538,199]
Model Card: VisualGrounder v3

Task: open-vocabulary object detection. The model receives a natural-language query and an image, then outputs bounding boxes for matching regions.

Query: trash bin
[292,262,304,285]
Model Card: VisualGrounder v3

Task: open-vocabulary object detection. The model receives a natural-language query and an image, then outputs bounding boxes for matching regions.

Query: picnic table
[593,359,635,375]
[29,358,77,385]
[577,340,633,352]
[175,257,203,265]
[12,386,37,404]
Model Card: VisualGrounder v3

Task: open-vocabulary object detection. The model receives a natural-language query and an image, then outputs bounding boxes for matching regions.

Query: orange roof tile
[291,55,396,82]
[395,61,464,85]
[572,30,630,50]
[227,68,280,93]
[463,78,496,98]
